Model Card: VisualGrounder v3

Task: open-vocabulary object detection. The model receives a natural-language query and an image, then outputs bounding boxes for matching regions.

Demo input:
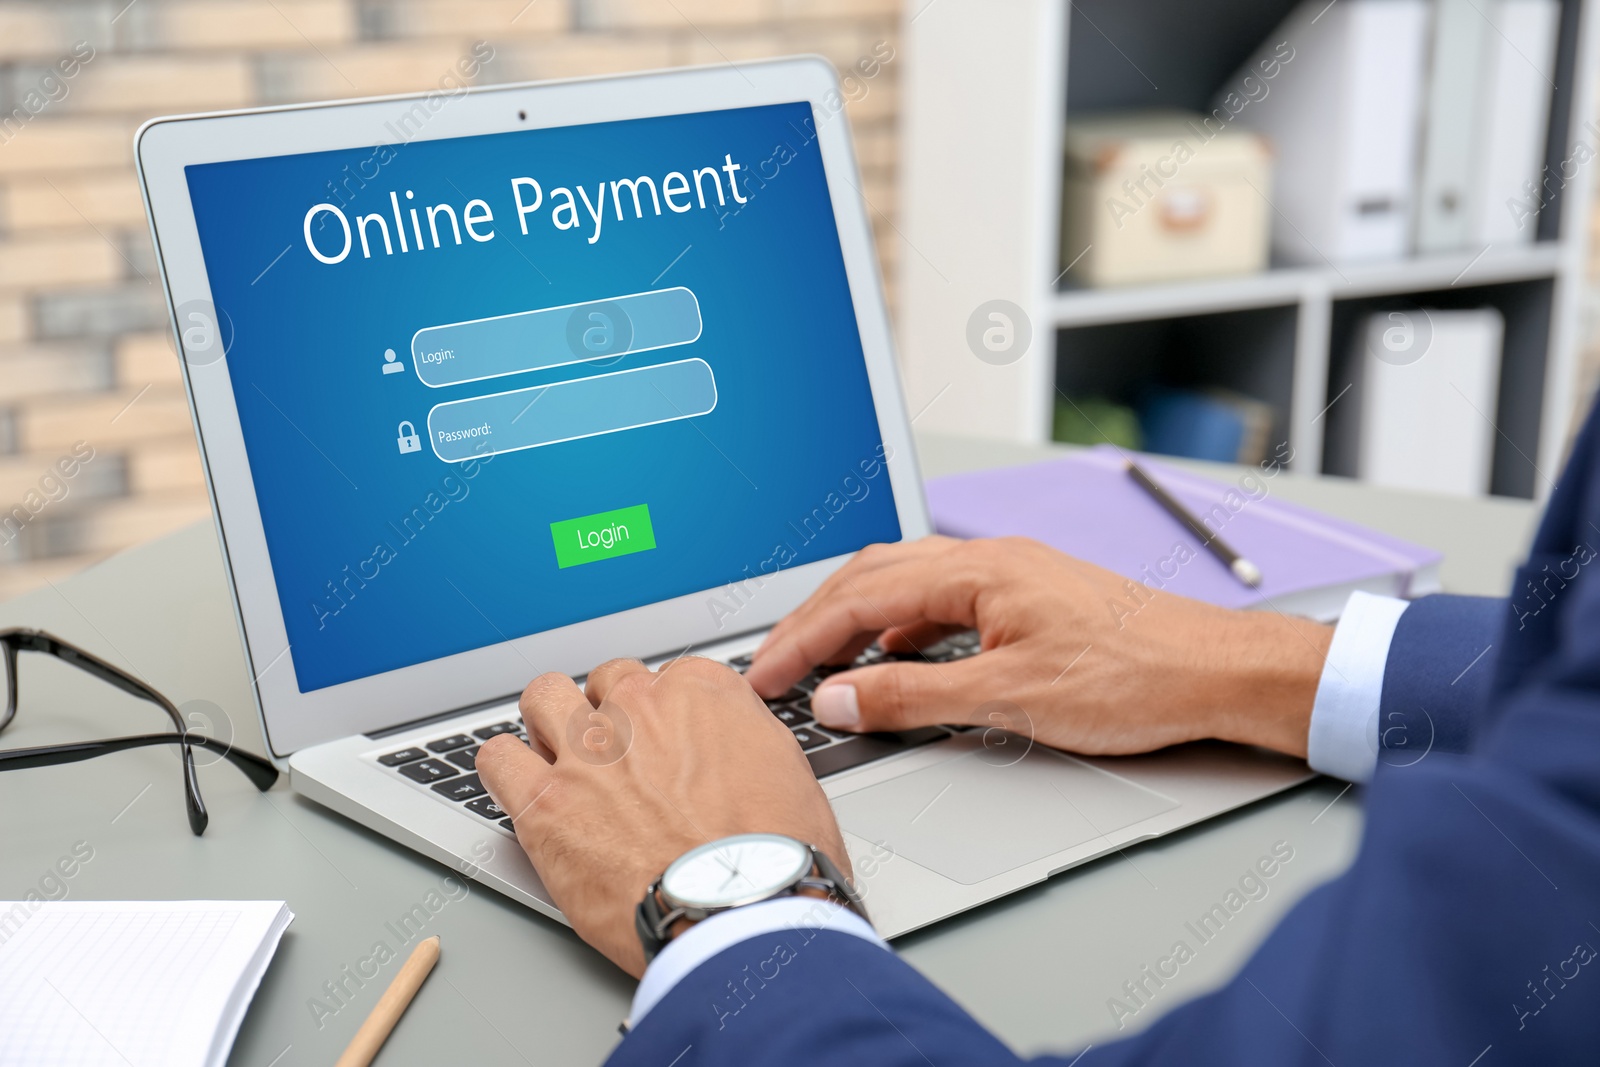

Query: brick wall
[0,0,904,601]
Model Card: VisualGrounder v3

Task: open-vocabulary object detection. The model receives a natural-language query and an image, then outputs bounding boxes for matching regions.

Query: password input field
[410,287,702,388]
[425,357,718,462]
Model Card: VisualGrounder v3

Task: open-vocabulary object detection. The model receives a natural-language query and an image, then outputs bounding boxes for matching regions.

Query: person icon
[381,348,404,375]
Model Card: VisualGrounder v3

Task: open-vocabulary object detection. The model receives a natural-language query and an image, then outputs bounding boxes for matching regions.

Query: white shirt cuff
[1306,591,1410,783]
[627,896,886,1027]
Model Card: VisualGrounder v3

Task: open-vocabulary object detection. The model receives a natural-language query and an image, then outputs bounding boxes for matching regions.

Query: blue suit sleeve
[608,584,1596,1066]
[607,694,1600,1067]
[1377,593,1506,760]
[608,928,1026,1067]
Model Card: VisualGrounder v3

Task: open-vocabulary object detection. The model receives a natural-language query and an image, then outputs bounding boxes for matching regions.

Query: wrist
[1203,611,1333,759]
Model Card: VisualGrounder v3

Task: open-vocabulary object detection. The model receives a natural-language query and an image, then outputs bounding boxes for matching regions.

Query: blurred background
[0,0,1597,602]
[0,0,901,601]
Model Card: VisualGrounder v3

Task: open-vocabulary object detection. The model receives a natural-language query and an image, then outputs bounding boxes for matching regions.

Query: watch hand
[710,848,747,887]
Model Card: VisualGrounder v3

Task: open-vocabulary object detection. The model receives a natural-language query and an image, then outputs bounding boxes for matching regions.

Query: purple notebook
[926,448,1442,619]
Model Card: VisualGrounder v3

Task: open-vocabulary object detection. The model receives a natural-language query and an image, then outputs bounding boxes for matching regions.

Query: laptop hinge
[364,690,521,740]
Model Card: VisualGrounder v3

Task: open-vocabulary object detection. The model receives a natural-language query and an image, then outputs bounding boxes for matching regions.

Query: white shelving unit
[897,0,1600,499]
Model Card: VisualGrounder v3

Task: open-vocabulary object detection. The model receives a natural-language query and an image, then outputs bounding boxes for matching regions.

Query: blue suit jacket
[608,407,1600,1066]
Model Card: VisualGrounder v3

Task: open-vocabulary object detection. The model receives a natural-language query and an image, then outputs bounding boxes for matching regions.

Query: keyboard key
[378,747,427,767]
[813,724,852,739]
[446,746,480,770]
[799,665,847,690]
[398,758,457,784]
[473,721,521,740]
[728,653,753,669]
[500,818,517,833]
[806,727,950,778]
[790,727,831,751]
[466,795,506,820]
[432,773,486,802]
[948,630,980,649]
[427,734,474,753]
[773,704,812,728]
[770,687,808,704]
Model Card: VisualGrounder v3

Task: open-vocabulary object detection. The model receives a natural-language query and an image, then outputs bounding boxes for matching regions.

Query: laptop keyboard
[372,631,982,832]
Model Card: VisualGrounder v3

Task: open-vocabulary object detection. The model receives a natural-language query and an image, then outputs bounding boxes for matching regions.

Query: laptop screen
[183,101,901,693]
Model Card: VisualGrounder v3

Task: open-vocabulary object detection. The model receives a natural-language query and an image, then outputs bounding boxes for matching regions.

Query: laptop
[135,57,1312,940]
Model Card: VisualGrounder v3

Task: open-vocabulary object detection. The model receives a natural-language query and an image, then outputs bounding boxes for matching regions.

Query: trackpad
[832,747,1178,885]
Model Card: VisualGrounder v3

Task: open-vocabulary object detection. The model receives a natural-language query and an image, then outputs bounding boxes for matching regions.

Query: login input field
[426,357,718,462]
[410,287,703,388]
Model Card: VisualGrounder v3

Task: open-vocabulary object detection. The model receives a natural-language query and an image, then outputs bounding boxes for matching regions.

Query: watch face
[661,833,812,910]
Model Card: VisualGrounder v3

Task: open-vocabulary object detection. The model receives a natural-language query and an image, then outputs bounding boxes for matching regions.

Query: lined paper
[0,900,292,1067]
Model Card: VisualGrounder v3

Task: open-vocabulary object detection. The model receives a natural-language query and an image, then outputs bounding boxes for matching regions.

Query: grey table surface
[0,432,1538,1065]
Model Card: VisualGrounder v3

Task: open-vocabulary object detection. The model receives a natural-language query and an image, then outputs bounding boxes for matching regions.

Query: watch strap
[635,879,680,963]
[805,844,868,919]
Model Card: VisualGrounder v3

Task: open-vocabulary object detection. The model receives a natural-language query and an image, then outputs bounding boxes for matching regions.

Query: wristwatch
[635,832,868,963]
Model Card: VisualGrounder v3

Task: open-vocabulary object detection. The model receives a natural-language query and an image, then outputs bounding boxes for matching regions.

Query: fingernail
[812,684,860,730]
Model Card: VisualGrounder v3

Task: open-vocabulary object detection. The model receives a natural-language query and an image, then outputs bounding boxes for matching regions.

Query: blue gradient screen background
[184,101,901,692]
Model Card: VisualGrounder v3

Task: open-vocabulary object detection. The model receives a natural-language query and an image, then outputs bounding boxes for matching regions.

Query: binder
[1327,308,1505,498]
[1221,0,1431,264]
[1471,0,1560,245]
[1138,388,1275,465]
[1415,0,1491,252]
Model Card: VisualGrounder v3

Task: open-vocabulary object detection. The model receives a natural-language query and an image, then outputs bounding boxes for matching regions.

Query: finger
[517,671,591,760]
[747,557,980,699]
[754,536,961,659]
[584,657,649,705]
[476,733,555,827]
[877,620,965,654]
[820,631,879,668]
[810,652,1002,733]
[757,536,958,657]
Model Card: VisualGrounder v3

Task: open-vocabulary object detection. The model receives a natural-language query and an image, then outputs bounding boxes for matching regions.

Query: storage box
[1060,111,1273,287]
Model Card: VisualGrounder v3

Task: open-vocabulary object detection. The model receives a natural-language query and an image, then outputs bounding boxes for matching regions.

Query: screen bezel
[136,57,931,759]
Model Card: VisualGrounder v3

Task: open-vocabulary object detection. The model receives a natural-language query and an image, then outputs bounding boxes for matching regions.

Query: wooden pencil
[334,935,441,1067]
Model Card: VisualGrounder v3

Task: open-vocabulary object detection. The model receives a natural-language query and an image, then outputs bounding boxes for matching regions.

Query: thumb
[810,657,984,733]
[475,734,554,828]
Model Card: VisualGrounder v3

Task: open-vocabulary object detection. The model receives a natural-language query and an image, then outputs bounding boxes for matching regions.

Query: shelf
[1325,241,1565,298]
[1055,305,1298,456]
[899,0,1597,497]
[1051,242,1565,328]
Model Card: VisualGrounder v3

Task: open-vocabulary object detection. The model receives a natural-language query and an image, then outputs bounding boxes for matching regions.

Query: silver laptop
[135,57,1311,940]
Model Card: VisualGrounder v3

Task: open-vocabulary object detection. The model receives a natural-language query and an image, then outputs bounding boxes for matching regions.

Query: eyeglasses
[0,627,278,834]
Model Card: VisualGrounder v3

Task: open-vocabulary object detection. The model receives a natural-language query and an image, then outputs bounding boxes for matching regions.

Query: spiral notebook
[926,447,1442,620]
[0,899,293,1067]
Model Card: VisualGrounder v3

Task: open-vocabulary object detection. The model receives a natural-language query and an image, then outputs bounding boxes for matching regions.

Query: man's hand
[476,656,848,979]
[744,536,1333,759]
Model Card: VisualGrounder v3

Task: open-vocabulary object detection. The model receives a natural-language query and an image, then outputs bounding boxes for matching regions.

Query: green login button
[551,503,656,568]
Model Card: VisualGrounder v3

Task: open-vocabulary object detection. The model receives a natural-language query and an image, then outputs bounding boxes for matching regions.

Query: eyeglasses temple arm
[0,732,279,791]
[49,644,187,725]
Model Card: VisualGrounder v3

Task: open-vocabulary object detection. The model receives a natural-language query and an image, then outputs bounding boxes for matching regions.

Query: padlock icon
[396,420,421,454]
